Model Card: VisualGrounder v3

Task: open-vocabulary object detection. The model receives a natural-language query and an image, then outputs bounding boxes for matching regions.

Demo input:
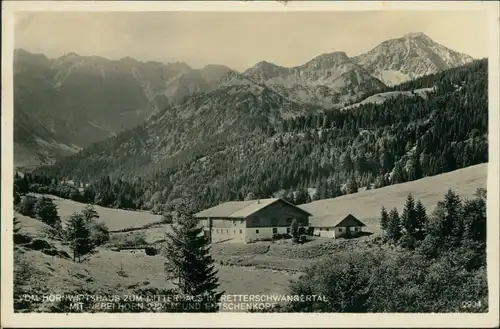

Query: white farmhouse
[310,214,366,239]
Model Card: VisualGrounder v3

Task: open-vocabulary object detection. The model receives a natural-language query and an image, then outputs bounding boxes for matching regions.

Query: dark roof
[309,213,366,228]
[194,198,312,219]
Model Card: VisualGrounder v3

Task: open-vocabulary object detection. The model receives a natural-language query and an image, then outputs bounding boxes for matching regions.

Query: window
[286,228,290,234]
[226,229,228,234]
[326,228,329,232]
[239,229,242,234]
[234,230,236,233]
[272,228,278,234]
[256,229,259,234]
[354,227,358,232]
[338,228,342,232]
[216,229,219,233]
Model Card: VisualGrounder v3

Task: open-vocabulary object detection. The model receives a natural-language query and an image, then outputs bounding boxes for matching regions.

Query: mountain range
[14,32,473,167]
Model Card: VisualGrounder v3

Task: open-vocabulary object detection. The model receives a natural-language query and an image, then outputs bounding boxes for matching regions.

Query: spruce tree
[66,213,94,262]
[400,194,417,237]
[380,206,389,232]
[414,200,428,240]
[164,198,222,312]
[34,196,61,228]
[82,205,99,223]
[386,208,402,244]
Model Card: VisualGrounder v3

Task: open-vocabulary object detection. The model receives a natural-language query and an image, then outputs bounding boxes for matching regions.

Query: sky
[14,10,489,71]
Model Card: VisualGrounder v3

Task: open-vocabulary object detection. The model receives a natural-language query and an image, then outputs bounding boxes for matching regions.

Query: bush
[298,227,306,235]
[16,195,37,217]
[90,221,110,246]
[145,247,157,256]
[272,233,291,240]
[299,235,308,244]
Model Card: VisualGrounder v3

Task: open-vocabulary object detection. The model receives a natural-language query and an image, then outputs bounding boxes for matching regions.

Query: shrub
[272,233,291,240]
[16,195,37,217]
[145,247,157,256]
[90,221,110,246]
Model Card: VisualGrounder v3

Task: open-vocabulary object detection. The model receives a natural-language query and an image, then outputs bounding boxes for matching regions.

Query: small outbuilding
[310,214,366,239]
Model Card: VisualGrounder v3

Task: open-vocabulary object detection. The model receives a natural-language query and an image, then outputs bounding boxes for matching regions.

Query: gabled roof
[194,198,312,219]
[310,213,366,228]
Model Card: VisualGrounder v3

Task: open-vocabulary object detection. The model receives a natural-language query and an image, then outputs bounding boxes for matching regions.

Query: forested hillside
[29,59,487,214]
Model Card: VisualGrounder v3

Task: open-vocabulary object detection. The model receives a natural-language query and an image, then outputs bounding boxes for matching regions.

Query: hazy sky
[14,11,489,71]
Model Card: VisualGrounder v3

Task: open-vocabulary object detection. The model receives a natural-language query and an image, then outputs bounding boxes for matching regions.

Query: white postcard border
[1,1,499,328]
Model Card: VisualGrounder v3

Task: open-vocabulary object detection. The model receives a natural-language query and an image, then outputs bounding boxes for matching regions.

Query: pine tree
[414,200,428,240]
[66,213,94,262]
[345,176,359,194]
[380,206,389,232]
[386,208,402,244]
[82,205,99,223]
[164,198,222,312]
[34,196,61,228]
[392,162,405,184]
[400,194,417,237]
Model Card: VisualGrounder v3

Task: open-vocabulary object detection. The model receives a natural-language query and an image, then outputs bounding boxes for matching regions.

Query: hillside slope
[299,163,487,233]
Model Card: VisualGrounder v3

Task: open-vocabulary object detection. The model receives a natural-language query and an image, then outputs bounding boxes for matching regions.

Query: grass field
[33,194,164,232]
[300,163,487,234]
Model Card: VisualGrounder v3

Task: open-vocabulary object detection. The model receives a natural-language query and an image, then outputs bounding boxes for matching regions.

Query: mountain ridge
[14,32,474,167]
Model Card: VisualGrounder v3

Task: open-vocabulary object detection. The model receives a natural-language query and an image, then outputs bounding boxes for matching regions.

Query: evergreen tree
[34,196,61,228]
[392,162,405,184]
[386,208,402,243]
[164,198,222,312]
[400,194,417,237]
[462,189,486,243]
[414,200,428,240]
[426,189,463,249]
[345,176,359,194]
[66,213,94,262]
[380,206,389,232]
[82,205,100,223]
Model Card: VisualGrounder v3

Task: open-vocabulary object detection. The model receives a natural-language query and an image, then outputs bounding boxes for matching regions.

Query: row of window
[214,229,243,234]
[318,227,360,232]
[213,228,292,235]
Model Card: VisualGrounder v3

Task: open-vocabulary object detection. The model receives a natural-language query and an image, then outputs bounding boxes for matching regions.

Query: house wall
[200,218,247,243]
[313,226,363,238]
[246,200,309,228]
[245,226,288,243]
[313,227,336,238]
